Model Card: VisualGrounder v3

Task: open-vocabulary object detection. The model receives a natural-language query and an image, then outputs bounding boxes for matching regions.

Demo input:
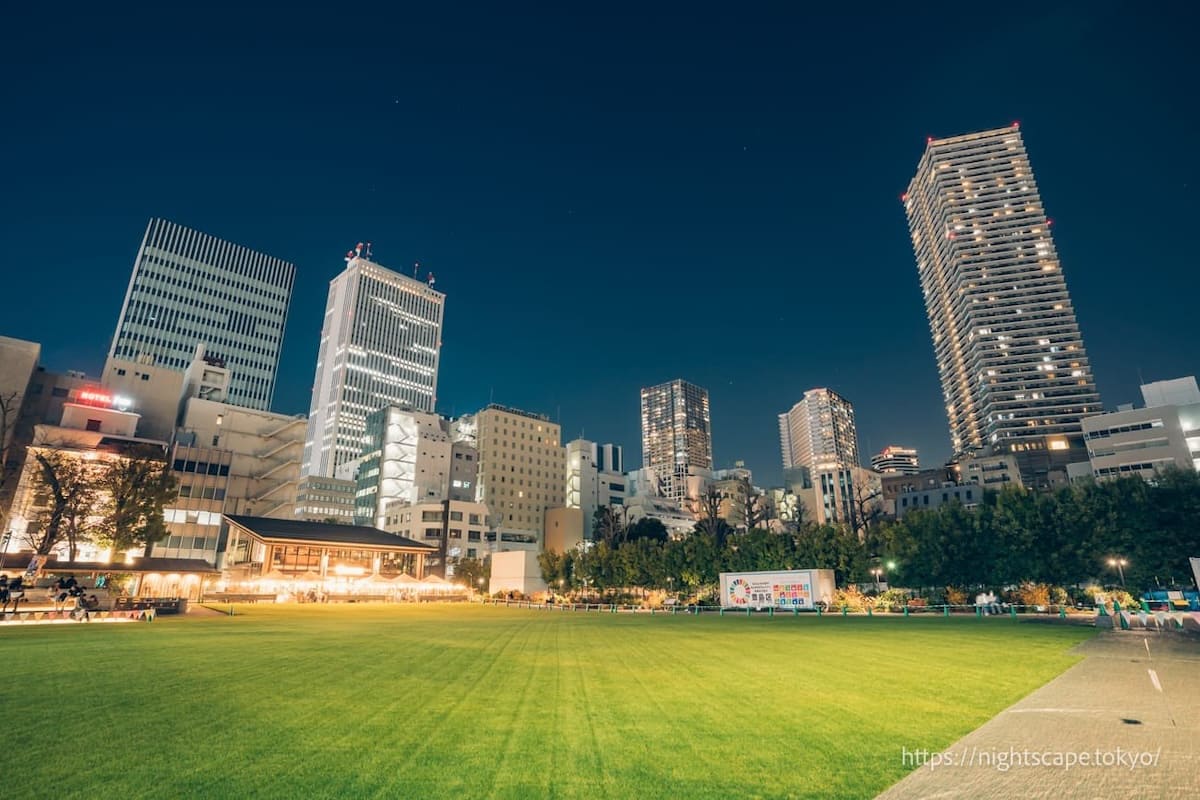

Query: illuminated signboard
[76,388,133,411]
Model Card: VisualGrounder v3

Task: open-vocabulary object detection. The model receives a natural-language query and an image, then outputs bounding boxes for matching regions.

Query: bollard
[719,607,724,617]
[816,604,823,617]
[792,607,798,617]
[1010,604,1017,619]
[975,605,982,617]
[867,607,873,617]
[943,604,949,617]
[746,607,752,617]
[651,608,655,616]
[769,607,775,618]
[841,605,847,616]
[230,605,235,617]
[1059,605,1067,619]
[672,606,677,616]
[903,605,909,618]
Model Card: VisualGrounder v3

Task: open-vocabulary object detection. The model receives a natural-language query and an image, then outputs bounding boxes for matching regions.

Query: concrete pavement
[877,628,1200,799]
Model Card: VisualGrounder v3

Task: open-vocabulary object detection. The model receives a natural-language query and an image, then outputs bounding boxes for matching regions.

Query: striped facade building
[301,254,445,480]
[106,218,295,411]
[903,125,1101,484]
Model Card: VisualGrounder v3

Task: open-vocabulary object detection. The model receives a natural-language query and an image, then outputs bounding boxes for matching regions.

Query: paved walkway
[877,629,1200,799]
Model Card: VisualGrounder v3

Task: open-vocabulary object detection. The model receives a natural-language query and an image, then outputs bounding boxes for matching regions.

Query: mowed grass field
[0,605,1091,799]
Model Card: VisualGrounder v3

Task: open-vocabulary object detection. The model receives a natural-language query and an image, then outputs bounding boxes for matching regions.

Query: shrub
[875,588,910,612]
[945,586,969,606]
[833,586,868,612]
[1015,582,1051,609]
[1050,586,1070,607]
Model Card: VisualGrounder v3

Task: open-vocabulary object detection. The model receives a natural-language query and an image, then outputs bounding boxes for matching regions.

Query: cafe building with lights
[222,515,436,581]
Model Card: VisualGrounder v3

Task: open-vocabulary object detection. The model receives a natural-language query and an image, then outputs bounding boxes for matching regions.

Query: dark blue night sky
[1,1,1196,485]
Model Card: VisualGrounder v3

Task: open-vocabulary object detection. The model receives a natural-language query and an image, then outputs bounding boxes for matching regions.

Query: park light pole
[1107,558,1128,590]
[476,577,484,598]
[871,568,882,592]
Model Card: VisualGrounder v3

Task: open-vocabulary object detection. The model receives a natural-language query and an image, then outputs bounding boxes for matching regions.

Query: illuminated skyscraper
[904,125,1101,485]
[640,379,712,505]
[778,388,859,473]
[106,218,294,411]
[778,388,865,527]
[302,248,444,479]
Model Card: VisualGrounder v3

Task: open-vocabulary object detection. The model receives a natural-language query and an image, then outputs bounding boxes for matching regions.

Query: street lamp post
[1107,558,1128,590]
[871,568,882,592]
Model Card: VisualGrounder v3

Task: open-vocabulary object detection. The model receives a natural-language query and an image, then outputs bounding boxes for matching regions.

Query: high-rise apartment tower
[778,388,860,472]
[903,125,1101,484]
[640,379,712,505]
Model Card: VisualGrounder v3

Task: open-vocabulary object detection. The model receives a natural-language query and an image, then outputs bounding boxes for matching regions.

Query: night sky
[2,2,1196,486]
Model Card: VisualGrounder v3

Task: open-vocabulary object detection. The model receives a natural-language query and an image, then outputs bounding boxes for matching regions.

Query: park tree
[28,449,97,557]
[94,447,176,556]
[592,506,625,547]
[538,549,570,589]
[625,516,669,543]
[454,556,490,593]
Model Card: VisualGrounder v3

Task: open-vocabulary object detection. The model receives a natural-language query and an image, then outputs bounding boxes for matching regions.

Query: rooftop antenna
[365,241,373,259]
[413,261,420,278]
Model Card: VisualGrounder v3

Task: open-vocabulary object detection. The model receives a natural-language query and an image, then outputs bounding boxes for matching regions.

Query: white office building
[565,439,626,528]
[106,218,295,411]
[302,249,445,479]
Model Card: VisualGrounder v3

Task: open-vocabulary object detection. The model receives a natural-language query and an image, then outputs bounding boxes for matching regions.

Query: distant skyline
[1,2,1196,486]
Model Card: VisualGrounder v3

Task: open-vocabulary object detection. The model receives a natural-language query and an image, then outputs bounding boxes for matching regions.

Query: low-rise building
[150,398,307,566]
[489,549,547,597]
[1076,378,1200,481]
[382,498,492,578]
[871,446,920,475]
[544,506,586,553]
[895,482,982,518]
[295,476,357,523]
[6,385,170,562]
[223,515,434,584]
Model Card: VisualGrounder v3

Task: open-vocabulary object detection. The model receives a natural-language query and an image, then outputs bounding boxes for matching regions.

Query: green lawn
[0,605,1092,799]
